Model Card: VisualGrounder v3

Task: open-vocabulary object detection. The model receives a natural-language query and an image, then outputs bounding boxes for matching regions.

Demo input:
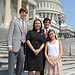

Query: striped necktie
[22,21,25,43]
[45,29,47,39]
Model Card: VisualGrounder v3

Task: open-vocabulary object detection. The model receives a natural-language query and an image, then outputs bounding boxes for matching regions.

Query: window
[43,13,45,18]
[40,3,42,8]
[39,13,41,17]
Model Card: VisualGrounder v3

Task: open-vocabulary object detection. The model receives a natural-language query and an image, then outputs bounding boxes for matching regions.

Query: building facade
[0,0,36,28]
[34,0,75,38]
[0,0,75,38]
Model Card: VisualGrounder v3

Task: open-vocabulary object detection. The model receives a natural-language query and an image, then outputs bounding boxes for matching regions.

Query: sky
[59,0,75,29]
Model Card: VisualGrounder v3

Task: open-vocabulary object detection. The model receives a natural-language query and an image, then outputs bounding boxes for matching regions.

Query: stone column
[51,14,55,23]
[17,0,22,18]
[45,13,47,18]
[42,3,44,8]
[33,7,36,20]
[39,3,41,8]
[52,3,53,9]
[49,13,51,19]
[41,13,43,18]
[46,3,47,8]
[49,3,50,8]
[56,14,58,24]
[5,0,11,23]
[37,13,39,16]
[52,14,54,21]
[26,2,29,21]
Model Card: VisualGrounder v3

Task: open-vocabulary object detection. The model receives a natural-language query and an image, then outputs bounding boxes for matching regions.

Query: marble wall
[0,0,17,25]
[61,38,75,56]
[0,0,5,25]
[11,2,17,19]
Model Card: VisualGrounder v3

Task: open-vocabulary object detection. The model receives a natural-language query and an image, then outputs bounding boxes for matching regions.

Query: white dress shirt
[43,28,49,34]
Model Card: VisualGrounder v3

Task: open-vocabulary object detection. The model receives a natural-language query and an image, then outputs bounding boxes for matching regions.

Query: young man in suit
[41,18,51,75]
[7,8,28,75]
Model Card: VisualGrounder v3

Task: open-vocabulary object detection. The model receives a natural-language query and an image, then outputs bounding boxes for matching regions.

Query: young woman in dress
[24,19,45,75]
[44,29,63,75]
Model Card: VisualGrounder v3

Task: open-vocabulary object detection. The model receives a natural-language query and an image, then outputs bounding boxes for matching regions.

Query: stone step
[0,46,8,48]
[1,63,75,69]
[0,58,75,68]
[0,55,75,66]
[0,67,35,75]
[62,56,75,58]
[63,68,75,75]
[0,51,8,54]
[62,61,75,65]
[0,43,7,45]
[0,58,8,62]
[0,67,75,75]
[0,42,7,45]
[61,56,75,58]
[0,43,7,46]
[0,40,7,42]
[61,58,75,61]
[0,62,8,67]
[0,67,8,72]
[0,54,8,58]
[0,42,5,44]
[0,44,7,47]
[1,58,75,64]
[0,48,7,51]
[63,64,75,70]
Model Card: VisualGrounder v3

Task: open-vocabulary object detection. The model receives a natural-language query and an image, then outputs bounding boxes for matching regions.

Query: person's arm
[36,43,45,55]
[26,40,36,55]
[26,30,36,54]
[36,33,46,55]
[45,43,54,67]
[53,40,63,66]
[26,40,35,51]
[7,19,15,51]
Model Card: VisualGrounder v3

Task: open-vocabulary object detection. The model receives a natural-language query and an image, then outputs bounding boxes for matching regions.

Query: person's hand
[53,61,57,66]
[35,50,40,55]
[49,62,55,67]
[8,47,12,52]
[33,50,37,55]
[48,58,55,67]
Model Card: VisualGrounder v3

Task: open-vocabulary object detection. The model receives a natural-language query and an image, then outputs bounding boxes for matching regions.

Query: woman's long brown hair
[47,29,57,41]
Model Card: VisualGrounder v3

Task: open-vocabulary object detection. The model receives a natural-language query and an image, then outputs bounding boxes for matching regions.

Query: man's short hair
[19,8,28,14]
[43,18,51,24]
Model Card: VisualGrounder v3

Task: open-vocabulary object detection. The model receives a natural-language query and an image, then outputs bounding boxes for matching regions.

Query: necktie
[22,21,25,43]
[45,29,47,38]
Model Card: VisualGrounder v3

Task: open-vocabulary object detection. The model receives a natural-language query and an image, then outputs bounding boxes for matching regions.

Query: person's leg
[16,43,25,75]
[8,52,18,75]
[28,71,33,75]
[35,71,40,75]
[40,71,44,75]
[40,53,45,75]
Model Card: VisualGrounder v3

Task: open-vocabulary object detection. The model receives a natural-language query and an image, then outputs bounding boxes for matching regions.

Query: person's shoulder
[41,29,44,34]
[25,19,28,24]
[27,30,33,33]
[58,40,62,44]
[11,18,18,23]
[46,41,49,46]
[40,31,44,35]
[42,29,44,32]
[47,41,49,44]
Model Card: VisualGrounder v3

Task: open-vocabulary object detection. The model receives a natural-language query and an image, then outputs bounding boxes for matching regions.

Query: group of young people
[7,8,63,75]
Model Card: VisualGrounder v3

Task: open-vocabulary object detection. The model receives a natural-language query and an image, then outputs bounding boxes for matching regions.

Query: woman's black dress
[24,30,45,71]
